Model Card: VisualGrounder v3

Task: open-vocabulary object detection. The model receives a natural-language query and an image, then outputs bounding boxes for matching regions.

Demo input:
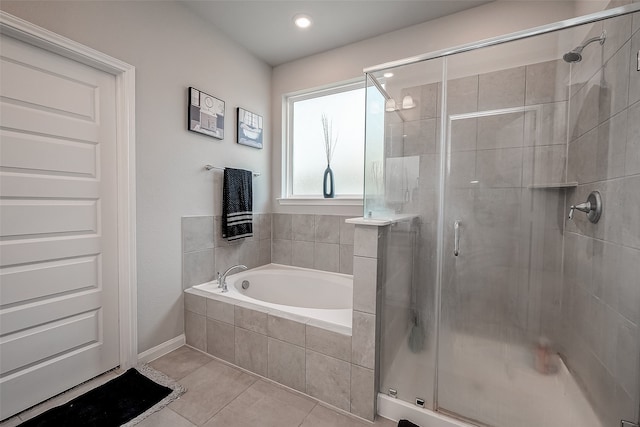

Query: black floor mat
[19,368,172,427]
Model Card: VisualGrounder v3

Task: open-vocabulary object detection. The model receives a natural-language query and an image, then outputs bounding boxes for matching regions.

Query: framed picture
[237,107,263,149]
[188,87,225,139]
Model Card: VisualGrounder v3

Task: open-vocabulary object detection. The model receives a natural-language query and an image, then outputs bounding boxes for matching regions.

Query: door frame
[0,11,138,369]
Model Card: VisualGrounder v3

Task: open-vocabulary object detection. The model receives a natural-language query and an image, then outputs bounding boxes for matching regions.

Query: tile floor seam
[195,374,259,426]
[297,401,320,427]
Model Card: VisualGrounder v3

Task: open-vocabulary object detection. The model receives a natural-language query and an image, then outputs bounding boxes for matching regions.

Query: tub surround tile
[182,216,215,253]
[350,365,375,421]
[185,293,206,316]
[185,311,206,352]
[207,319,235,363]
[259,213,273,240]
[273,213,292,240]
[272,239,292,265]
[292,214,315,241]
[235,327,268,377]
[206,298,235,325]
[214,245,241,277]
[235,305,267,334]
[258,238,272,266]
[314,243,340,273]
[352,256,378,314]
[168,359,256,426]
[268,338,306,392]
[339,217,355,245]
[183,249,215,289]
[149,346,212,381]
[239,239,259,270]
[353,226,380,258]
[292,240,315,269]
[306,350,351,411]
[268,314,306,347]
[351,311,376,370]
[306,324,352,362]
[315,215,340,243]
[339,244,354,275]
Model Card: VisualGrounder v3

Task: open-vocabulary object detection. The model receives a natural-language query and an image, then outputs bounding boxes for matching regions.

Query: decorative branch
[321,113,338,165]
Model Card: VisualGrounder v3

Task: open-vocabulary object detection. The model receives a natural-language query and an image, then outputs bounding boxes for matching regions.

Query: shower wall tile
[523,145,566,186]
[314,243,339,273]
[525,59,569,105]
[403,119,437,156]
[568,128,598,183]
[595,109,627,180]
[476,147,523,188]
[598,40,630,124]
[339,244,354,275]
[620,175,640,249]
[182,216,215,253]
[524,101,568,147]
[315,215,340,243]
[235,327,268,377]
[447,75,478,114]
[183,248,215,289]
[268,338,306,393]
[570,22,606,95]
[305,349,351,411]
[478,66,525,110]
[625,101,640,175]
[569,70,601,140]
[207,318,235,363]
[291,240,314,269]
[448,151,476,188]
[629,29,640,106]
[450,117,477,152]
[477,112,525,150]
[603,13,633,65]
[292,214,315,241]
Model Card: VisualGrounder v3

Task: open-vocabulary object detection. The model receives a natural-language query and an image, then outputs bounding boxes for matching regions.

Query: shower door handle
[454,220,461,256]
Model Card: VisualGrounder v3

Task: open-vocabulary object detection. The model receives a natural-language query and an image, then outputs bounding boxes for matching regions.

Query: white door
[0,32,120,420]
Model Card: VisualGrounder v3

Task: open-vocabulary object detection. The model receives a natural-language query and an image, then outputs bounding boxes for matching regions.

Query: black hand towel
[398,420,421,427]
[222,168,253,241]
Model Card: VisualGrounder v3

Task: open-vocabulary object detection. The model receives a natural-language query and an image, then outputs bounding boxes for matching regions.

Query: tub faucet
[219,264,247,293]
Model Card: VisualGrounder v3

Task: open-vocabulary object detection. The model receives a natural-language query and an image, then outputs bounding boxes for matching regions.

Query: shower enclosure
[365,4,640,427]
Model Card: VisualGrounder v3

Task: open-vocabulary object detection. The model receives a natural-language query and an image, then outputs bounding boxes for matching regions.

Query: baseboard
[137,334,185,364]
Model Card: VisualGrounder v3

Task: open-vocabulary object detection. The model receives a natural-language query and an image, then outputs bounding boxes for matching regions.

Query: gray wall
[0,1,273,353]
[560,13,640,426]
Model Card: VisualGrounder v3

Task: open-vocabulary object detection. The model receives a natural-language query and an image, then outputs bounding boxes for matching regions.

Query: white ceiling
[181,1,491,66]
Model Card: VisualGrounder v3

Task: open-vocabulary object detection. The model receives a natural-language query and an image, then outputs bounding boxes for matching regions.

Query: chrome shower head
[563,31,606,63]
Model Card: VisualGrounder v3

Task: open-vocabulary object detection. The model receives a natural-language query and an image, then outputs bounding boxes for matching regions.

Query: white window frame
[280,79,365,206]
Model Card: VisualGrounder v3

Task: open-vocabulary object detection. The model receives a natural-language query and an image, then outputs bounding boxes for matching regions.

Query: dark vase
[323,164,334,198]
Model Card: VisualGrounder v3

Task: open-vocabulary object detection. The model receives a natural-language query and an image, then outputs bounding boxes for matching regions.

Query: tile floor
[0,346,396,427]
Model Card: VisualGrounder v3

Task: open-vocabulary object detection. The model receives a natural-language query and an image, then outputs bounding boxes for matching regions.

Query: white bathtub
[190,263,353,329]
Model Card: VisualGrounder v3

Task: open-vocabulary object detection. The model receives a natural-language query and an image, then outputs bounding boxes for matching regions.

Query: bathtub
[189,263,353,329]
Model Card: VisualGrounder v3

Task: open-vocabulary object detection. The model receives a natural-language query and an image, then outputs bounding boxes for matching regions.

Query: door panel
[0,33,119,419]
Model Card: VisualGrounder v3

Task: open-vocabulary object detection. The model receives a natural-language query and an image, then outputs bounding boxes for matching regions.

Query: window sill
[277,197,363,207]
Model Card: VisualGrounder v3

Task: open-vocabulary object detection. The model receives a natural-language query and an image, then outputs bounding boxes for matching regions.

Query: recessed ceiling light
[383,72,394,78]
[294,14,312,29]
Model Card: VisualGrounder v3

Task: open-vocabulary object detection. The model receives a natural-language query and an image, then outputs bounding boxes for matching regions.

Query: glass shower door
[437,34,575,427]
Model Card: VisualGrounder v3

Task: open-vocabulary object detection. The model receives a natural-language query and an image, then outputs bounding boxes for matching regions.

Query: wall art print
[236,107,263,149]
[188,87,225,139]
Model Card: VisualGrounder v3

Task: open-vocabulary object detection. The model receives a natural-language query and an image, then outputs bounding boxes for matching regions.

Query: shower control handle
[568,191,602,223]
[454,220,461,256]
[568,202,591,220]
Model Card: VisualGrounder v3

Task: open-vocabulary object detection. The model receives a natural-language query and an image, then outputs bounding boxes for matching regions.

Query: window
[284,81,365,201]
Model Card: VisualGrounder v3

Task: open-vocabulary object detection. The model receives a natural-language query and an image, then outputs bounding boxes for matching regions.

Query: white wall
[271,0,598,216]
[0,1,272,353]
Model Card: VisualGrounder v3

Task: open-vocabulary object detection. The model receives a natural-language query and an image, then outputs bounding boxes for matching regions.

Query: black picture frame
[236,107,263,149]
[188,87,225,139]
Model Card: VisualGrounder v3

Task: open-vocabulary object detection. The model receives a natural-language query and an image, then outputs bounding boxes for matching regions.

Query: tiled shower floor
[0,346,396,427]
